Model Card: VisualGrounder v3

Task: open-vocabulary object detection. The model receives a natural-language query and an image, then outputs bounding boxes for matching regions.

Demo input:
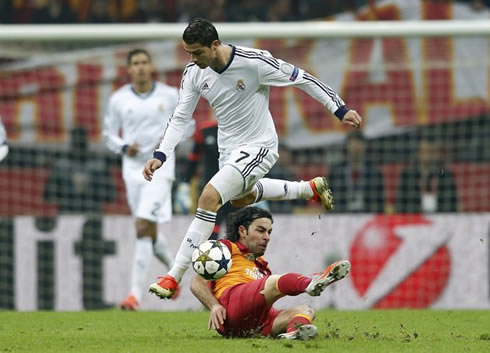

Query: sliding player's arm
[190,274,226,330]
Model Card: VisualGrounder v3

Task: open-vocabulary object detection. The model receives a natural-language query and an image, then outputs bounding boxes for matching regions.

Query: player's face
[239,218,273,257]
[182,40,218,69]
[128,53,154,84]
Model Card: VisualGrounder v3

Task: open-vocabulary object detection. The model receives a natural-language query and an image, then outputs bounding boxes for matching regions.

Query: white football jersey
[0,115,6,144]
[157,45,345,157]
[103,81,179,180]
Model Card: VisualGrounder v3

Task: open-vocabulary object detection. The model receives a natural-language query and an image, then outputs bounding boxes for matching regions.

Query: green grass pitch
[1,310,488,352]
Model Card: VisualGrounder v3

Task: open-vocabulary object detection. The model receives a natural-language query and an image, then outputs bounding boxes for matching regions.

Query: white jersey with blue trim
[156,45,345,158]
[103,81,179,179]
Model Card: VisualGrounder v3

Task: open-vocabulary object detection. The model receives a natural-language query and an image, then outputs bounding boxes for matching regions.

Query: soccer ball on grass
[191,240,232,280]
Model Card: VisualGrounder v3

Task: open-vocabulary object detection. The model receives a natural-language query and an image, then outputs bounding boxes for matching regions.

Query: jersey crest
[236,79,246,92]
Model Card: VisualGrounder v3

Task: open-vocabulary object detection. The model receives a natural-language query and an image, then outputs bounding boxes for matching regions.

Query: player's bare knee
[300,305,316,320]
[230,192,256,208]
[290,305,315,320]
[135,218,156,239]
[262,275,283,302]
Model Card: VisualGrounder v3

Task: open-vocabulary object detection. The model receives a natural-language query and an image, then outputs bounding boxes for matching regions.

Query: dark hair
[225,207,273,242]
[182,18,219,47]
[127,48,152,65]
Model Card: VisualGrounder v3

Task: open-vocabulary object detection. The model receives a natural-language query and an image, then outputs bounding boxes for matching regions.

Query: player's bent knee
[198,185,222,212]
[287,305,316,321]
[230,192,256,208]
[135,218,156,238]
[261,275,283,303]
[299,305,315,319]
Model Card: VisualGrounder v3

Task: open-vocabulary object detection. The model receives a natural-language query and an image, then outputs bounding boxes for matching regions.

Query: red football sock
[287,314,312,333]
[277,273,312,296]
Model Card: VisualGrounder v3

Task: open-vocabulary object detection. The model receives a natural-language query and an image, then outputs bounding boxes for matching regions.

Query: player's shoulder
[234,45,279,70]
[110,83,132,100]
[234,45,273,58]
[182,62,198,76]
[154,81,179,95]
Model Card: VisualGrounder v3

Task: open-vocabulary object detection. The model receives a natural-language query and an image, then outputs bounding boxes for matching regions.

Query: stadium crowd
[1,0,488,24]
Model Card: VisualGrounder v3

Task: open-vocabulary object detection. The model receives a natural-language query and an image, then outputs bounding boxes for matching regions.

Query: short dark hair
[183,18,219,47]
[127,48,152,65]
[225,207,273,242]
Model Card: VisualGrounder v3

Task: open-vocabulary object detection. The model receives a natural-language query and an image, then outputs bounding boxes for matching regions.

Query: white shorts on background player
[123,153,175,224]
[209,146,278,205]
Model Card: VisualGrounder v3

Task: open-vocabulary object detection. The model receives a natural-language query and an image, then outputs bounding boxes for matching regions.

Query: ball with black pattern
[191,240,232,280]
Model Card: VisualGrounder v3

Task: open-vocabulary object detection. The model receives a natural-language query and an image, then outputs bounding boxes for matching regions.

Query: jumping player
[143,18,361,299]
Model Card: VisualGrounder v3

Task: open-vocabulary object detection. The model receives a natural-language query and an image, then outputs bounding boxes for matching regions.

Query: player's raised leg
[251,176,334,211]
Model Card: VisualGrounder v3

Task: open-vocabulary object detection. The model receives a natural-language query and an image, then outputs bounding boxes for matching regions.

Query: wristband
[153,151,167,163]
[334,105,349,121]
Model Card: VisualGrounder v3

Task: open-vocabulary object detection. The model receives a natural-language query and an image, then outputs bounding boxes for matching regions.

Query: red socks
[277,273,312,296]
[287,314,312,333]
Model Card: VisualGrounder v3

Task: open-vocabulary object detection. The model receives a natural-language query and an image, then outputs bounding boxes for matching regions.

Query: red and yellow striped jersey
[212,239,271,299]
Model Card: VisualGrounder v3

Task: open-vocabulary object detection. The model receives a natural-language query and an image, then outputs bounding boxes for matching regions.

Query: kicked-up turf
[0,309,488,353]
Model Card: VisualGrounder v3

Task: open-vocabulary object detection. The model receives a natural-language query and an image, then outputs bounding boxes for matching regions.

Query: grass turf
[1,310,488,353]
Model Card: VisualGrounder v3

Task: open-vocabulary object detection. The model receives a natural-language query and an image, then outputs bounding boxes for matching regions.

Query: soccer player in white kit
[0,115,8,162]
[143,18,362,299]
[104,49,179,309]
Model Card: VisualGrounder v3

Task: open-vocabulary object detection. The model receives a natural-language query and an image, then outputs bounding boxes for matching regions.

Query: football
[191,240,232,280]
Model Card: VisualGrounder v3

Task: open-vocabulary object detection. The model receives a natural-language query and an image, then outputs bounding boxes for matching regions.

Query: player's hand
[142,158,163,181]
[342,110,362,129]
[125,143,140,157]
[208,303,226,331]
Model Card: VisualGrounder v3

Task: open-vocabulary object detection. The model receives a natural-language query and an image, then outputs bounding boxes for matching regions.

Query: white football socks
[153,234,174,269]
[130,237,153,302]
[169,208,216,283]
[254,178,313,203]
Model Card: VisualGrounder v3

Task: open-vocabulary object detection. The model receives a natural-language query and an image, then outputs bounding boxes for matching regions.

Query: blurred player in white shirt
[104,49,179,309]
[143,18,362,299]
[0,115,8,162]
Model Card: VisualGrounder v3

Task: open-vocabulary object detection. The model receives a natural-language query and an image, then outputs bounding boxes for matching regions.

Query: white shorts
[122,157,173,223]
[209,147,278,204]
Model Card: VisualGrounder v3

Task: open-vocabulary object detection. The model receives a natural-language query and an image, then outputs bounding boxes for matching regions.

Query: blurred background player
[395,134,459,213]
[103,48,179,310]
[328,131,385,213]
[144,18,362,299]
[0,115,8,163]
[191,207,351,339]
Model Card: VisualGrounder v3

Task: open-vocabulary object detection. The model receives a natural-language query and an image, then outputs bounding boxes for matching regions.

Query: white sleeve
[156,65,200,158]
[103,94,125,154]
[258,54,345,115]
[0,116,7,144]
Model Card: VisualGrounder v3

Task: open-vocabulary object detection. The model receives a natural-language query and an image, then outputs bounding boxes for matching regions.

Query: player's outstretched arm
[190,274,226,330]
[341,109,362,129]
[142,158,163,181]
